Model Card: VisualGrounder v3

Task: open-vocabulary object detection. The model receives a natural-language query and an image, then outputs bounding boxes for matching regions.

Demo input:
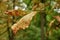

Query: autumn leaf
[5,10,20,16]
[11,11,37,34]
[53,16,60,22]
[5,10,27,16]
[49,19,55,27]
[2,0,8,2]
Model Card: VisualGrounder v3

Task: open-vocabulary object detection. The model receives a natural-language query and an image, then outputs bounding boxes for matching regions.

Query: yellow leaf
[2,0,8,2]
[49,19,55,27]
[11,11,37,34]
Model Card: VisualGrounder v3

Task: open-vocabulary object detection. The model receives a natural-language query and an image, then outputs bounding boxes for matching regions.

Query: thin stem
[40,0,46,40]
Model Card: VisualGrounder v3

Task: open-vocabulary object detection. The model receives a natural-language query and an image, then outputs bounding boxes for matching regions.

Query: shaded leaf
[5,10,27,16]
[49,19,55,27]
[53,16,60,22]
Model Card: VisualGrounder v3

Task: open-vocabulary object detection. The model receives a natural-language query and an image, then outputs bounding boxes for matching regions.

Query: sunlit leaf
[11,11,37,34]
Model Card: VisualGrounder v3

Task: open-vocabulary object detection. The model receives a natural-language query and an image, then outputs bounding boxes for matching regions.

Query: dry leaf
[2,0,8,2]
[5,10,27,16]
[49,30,52,36]
[53,16,60,22]
[11,11,37,34]
[49,19,55,27]
[32,5,38,10]
[5,10,20,16]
